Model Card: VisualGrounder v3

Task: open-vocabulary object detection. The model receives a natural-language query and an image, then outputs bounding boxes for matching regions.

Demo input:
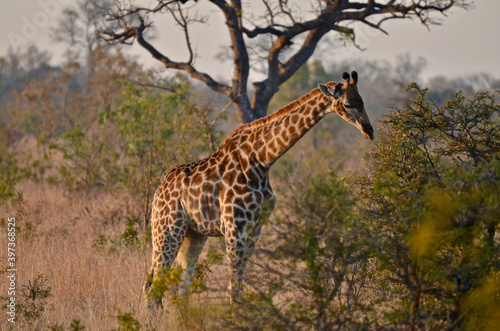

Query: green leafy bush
[0,138,21,201]
[228,173,372,329]
[93,217,144,253]
[228,85,499,330]
[15,274,53,323]
[359,85,499,329]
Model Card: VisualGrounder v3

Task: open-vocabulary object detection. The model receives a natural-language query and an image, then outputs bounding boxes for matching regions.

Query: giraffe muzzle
[362,123,374,141]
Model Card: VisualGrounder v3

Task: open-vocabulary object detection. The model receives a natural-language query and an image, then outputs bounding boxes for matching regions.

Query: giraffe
[144,71,373,309]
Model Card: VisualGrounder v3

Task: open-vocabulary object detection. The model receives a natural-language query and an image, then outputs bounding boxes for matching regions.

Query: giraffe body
[145,71,373,308]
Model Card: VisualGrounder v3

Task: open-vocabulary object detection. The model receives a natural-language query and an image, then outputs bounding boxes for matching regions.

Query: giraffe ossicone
[144,71,373,310]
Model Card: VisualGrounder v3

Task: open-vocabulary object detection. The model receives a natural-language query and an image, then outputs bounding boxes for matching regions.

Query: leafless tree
[97,0,470,124]
[52,0,113,63]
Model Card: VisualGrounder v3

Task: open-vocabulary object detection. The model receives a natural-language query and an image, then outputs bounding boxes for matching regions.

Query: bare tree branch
[100,9,231,96]
[97,0,471,124]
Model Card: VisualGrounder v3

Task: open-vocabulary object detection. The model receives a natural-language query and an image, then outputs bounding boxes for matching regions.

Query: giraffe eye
[344,103,354,109]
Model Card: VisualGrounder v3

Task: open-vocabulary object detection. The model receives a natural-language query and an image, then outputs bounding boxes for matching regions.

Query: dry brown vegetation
[0,177,234,330]
[0,122,370,330]
[1,41,499,330]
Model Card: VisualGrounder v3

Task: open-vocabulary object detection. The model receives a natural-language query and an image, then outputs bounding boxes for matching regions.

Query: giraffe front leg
[225,218,261,305]
[240,223,263,275]
[227,220,266,303]
[236,191,275,288]
[224,193,275,304]
[225,230,247,305]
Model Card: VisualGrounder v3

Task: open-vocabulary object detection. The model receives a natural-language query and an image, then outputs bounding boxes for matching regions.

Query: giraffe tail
[143,265,156,298]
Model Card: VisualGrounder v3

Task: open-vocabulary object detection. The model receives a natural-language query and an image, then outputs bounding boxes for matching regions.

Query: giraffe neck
[226,85,337,171]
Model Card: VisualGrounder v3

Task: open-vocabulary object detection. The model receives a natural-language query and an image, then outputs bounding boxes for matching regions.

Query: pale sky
[1,0,499,82]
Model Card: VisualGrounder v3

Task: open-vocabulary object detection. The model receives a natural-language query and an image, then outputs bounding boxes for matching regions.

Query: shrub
[0,138,21,202]
[227,173,373,330]
[226,85,499,330]
[358,85,499,329]
[16,274,52,323]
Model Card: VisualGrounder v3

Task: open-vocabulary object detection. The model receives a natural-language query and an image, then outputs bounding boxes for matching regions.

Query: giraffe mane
[220,81,338,146]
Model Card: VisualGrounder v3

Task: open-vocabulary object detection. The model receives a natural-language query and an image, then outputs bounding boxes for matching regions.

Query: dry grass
[0,134,375,330]
[0,180,228,330]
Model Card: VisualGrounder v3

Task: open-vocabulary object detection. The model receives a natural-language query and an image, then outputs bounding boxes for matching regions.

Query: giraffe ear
[318,84,343,99]
[351,71,358,85]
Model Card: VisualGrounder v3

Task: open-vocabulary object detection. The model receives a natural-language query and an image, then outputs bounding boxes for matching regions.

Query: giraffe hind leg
[176,229,208,296]
[145,215,187,312]
[144,249,167,312]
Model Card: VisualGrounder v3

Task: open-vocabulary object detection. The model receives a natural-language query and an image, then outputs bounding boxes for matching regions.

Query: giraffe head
[319,71,374,140]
